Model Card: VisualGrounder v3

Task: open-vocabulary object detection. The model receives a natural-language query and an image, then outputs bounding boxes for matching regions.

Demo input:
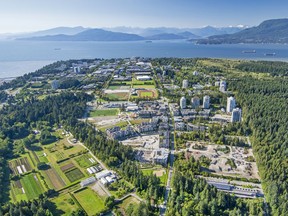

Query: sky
[0,0,288,33]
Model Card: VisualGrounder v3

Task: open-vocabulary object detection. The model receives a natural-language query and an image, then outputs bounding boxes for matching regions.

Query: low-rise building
[136,75,151,81]
[151,149,169,165]
[175,122,186,131]
[80,176,96,188]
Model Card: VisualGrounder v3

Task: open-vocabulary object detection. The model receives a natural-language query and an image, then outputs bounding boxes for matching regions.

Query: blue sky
[0,0,288,33]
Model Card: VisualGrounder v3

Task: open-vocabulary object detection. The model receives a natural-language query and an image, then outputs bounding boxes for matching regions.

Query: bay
[0,40,288,78]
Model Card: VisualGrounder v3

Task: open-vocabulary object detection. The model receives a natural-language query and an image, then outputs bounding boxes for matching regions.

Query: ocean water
[0,40,288,78]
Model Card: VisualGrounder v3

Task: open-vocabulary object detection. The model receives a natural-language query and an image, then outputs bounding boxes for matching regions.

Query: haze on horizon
[0,0,288,34]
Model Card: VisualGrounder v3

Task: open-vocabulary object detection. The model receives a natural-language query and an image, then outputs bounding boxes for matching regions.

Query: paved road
[115,192,144,203]
[160,104,176,216]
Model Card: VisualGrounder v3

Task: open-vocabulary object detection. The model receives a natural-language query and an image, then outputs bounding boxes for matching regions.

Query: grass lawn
[98,121,128,132]
[110,81,132,86]
[107,85,122,90]
[130,119,150,125]
[74,188,106,215]
[89,109,119,117]
[133,85,155,89]
[65,168,85,183]
[30,83,44,88]
[75,154,97,168]
[141,169,153,176]
[132,78,154,85]
[51,193,79,215]
[20,173,45,200]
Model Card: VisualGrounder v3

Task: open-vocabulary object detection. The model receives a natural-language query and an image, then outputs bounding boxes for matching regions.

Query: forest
[229,77,288,216]
[166,155,266,216]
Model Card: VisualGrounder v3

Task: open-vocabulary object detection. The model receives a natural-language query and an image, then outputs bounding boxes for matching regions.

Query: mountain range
[4,25,246,42]
[4,18,288,43]
[15,26,245,41]
[196,18,288,44]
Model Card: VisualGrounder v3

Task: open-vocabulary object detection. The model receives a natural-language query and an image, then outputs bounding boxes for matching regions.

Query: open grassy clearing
[89,109,119,117]
[51,193,79,216]
[142,168,168,185]
[117,196,140,213]
[130,119,150,125]
[74,188,106,215]
[98,121,129,132]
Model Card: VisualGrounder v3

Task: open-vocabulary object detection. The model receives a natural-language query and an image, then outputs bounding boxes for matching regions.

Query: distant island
[196,18,288,44]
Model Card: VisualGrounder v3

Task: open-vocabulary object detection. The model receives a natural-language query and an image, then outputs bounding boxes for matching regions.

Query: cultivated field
[60,162,75,172]
[74,188,105,215]
[75,153,97,168]
[43,166,66,190]
[9,157,33,176]
[11,173,45,201]
[65,168,85,183]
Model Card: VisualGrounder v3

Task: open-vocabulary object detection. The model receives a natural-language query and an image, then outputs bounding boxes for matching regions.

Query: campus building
[227,96,236,113]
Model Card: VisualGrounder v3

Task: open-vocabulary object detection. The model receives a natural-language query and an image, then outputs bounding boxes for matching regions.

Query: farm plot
[43,167,66,190]
[11,173,45,201]
[74,188,105,216]
[65,168,85,183]
[20,174,45,200]
[75,154,97,168]
[60,162,75,172]
[9,157,32,176]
